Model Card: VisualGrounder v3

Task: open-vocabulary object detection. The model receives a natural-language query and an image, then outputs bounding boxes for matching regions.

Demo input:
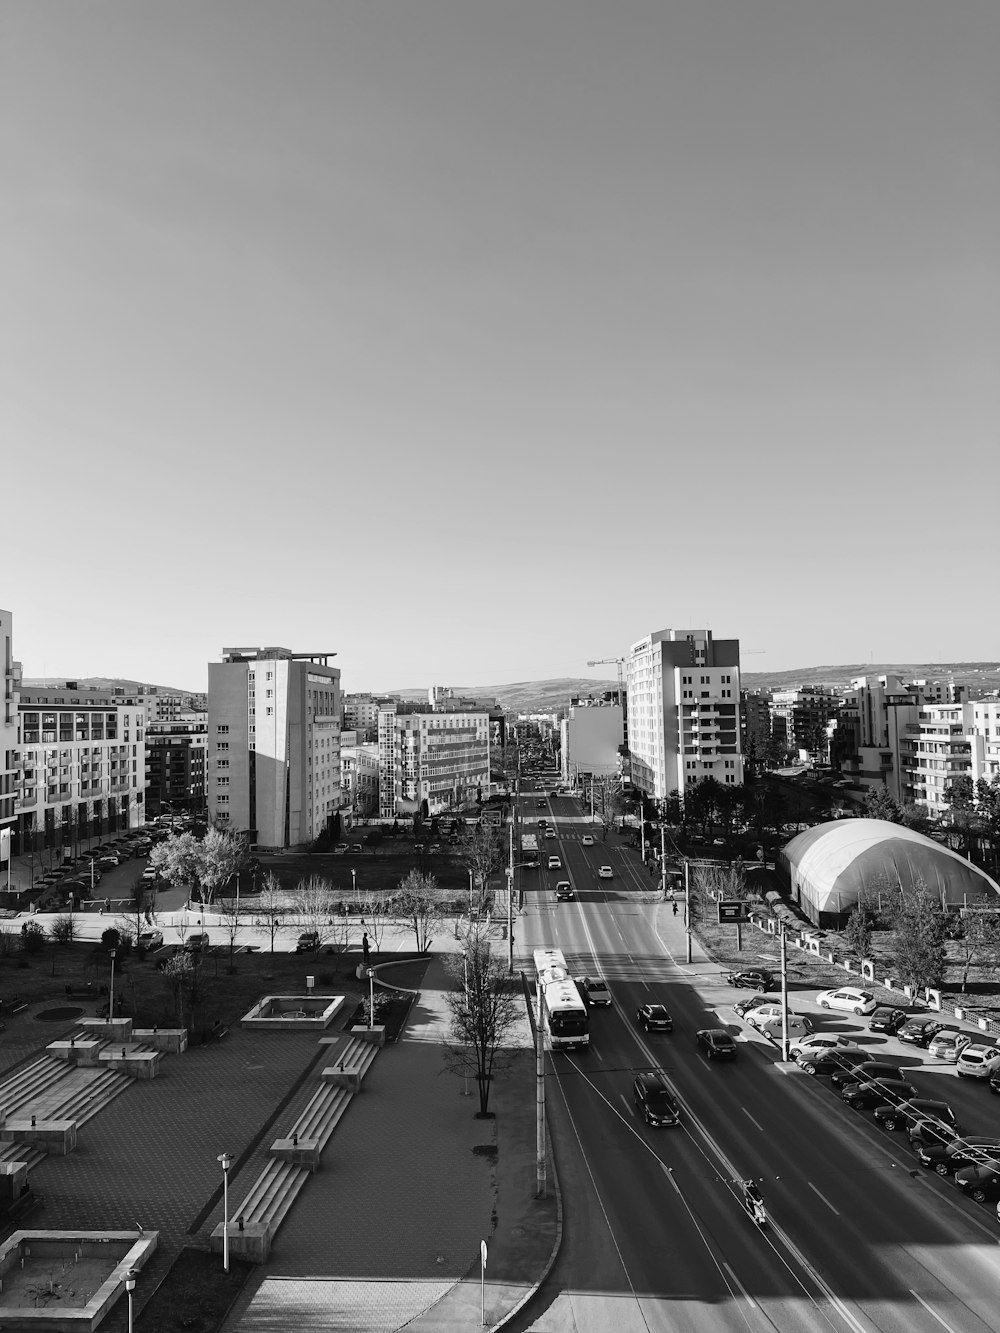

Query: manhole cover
[35,1006,85,1022]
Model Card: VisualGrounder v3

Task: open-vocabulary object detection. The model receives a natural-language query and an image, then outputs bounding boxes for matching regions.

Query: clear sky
[3,1,997,694]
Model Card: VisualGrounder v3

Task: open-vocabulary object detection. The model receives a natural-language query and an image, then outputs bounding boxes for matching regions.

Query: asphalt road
[509,788,1000,1333]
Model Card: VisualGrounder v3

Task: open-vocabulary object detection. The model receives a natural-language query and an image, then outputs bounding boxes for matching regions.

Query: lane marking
[741,1108,764,1133]
[910,1289,960,1333]
[806,1181,840,1216]
[721,1262,757,1309]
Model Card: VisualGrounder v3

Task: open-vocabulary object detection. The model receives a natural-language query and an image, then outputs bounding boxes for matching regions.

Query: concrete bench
[210,1160,310,1264]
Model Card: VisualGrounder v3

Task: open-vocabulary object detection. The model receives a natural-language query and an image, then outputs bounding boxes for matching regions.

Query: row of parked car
[32,830,158,906]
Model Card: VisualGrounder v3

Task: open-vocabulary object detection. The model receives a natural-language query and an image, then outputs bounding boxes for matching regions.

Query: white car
[815,986,878,1016]
[547,856,561,871]
[745,1003,793,1029]
[788,1032,859,1062]
[927,1030,973,1062]
[955,1044,1000,1079]
[757,1014,813,1042]
[582,835,594,847]
[598,866,613,879]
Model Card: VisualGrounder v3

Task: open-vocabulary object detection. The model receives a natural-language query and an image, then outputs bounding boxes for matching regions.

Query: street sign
[717,900,750,923]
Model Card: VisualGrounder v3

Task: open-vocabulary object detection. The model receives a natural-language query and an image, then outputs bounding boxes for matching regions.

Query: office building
[207,647,341,850]
[626,627,743,801]
[378,703,489,818]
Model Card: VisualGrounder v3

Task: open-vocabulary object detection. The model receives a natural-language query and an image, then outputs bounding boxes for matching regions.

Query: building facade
[0,610,19,876]
[626,627,743,801]
[560,699,624,783]
[769,686,840,763]
[341,741,379,817]
[145,712,208,819]
[207,647,341,850]
[378,703,489,818]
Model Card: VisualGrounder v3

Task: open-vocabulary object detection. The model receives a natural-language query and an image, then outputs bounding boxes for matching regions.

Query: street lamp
[124,1268,137,1333]
[108,948,117,1021]
[217,1152,233,1270]
[366,967,376,1027]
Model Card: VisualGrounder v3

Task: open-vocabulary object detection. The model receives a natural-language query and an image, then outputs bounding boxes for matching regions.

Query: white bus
[521,833,539,867]
[533,947,590,1050]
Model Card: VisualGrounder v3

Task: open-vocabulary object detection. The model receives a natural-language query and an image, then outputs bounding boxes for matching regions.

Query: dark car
[797,1048,871,1078]
[898,1017,948,1047]
[633,1072,681,1126]
[869,1006,908,1035]
[295,930,320,953]
[733,992,778,1019]
[873,1097,957,1135]
[696,1029,738,1060]
[726,968,776,993]
[915,1136,1000,1176]
[830,1059,907,1091]
[574,976,612,1007]
[184,932,210,952]
[636,1004,673,1032]
[954,1161,1000,1203]
[841,1076,917,1111]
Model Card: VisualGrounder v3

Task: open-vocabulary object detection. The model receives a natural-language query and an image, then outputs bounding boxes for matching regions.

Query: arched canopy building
[778,819,1000,928]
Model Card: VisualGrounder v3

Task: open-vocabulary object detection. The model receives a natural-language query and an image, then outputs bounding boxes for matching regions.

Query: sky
[2,0,998,695]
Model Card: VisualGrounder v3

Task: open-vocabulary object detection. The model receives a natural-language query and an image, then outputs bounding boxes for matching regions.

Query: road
[509,786,1000,1333]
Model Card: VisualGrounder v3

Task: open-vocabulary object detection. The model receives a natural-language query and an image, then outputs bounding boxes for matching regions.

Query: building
[145,711,208,819]
[560,698,624,784]
[13,682,146,857]
[740,689,772,768]
[968,698,1000,789]
[378,703,489,818]
[625,627,743,801]
[140,687,207,723]
[0,610,19,877]
[342,693,385,743]
[341,741,379,817]
[207,647,341,850]
[769,686,841,763]
[900,702,971,816]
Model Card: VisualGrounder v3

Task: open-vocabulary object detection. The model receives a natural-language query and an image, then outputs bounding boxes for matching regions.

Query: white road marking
[722,1262,757,1309]
[910,1289,960,1333]
[741,1108,764,1133]
[806,1181,840,1215]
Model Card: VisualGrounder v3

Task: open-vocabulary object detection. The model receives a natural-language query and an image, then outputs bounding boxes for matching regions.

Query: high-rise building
[769,686,841,763]
[560,699,624,784]
[207,647,341,850]
[377,703,489,819]
[145,711,208,818]
[0,609,20,875]
[626,627,742,801]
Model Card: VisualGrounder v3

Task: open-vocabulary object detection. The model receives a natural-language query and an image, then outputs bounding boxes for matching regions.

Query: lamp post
[108,948,117,1021]
[366,967,376,1027]
[218,1152,233,1270]
[124,1268,137,1333]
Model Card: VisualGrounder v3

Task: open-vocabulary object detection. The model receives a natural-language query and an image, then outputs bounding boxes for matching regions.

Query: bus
[521,833,539,868]
[533,947,590,1050]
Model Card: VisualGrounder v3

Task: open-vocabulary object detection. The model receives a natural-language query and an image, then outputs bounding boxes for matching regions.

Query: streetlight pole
[108,948,117,1021]
[217,1152,233,1270]
[124,1268,137,1333]
[367,967,376,1027]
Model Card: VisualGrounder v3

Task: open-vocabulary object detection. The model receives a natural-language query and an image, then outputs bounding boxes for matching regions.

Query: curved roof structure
[780,819,1000,921]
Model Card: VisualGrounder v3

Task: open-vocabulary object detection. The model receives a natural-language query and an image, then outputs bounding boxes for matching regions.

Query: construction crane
[587,657,625,692]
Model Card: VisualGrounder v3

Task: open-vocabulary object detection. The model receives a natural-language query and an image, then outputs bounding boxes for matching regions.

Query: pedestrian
[672,901,678,917]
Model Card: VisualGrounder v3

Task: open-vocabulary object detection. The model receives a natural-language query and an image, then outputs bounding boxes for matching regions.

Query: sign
[717,900,750,924]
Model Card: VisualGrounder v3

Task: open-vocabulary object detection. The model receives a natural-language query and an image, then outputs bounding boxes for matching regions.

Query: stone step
[326,1034,379,1079]
[48,1069,132,1125]
[234,1159,310,1228]
[0,1139,47,1171]
[0,1058,69,1115]
[291,1086,352,1150]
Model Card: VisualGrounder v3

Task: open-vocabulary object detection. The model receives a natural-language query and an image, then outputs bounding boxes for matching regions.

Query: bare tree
[955,909,1000,992]
[591,775,623,841]
[287,874,345,950]
[354,886,393,949]
[442,936,521,1116]
[458,822,505,910]
[395,870,445,953]
[253,871,289,953]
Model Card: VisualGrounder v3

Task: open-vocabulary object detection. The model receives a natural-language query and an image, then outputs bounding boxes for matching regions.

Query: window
[218,742,229,751]
[266,707,273,716]
[217,725,229,735]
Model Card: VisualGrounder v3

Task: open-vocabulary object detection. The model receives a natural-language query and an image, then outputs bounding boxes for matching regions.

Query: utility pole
[779,921,789,1061]
[536,982,547,1196]
[660,824,666,897]
[684,860,692,964]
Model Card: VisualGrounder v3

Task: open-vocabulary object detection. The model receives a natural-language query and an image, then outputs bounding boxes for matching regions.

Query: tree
[945,775,977,856]
[252,872,289,954]
[862,784,902,823]
[458,822,505,911]
[364,829,383,855]
[898,802,932,835]
[954,910,1000,992]
[287,875,348,952]
[216,893,245,973]
[149,828,248,906]
[354,887,392,949]
[162,951,197,1029]
[394,870,445,953]
[442,935,521,1116]
[591,775,624,841]
[892,891,947,990]
[843,906,873,960]
[975,776,1000,866]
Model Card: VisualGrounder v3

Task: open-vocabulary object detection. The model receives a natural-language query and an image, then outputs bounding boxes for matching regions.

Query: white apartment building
[560,700,624,784]
[342,742,379,817]
[378,704,489,818]
[342,693,383,742]
[900,703,971,816]
[1,610,19,876]
[207,647,341,850]
[969,698,1000,788]
[626,627,743,800]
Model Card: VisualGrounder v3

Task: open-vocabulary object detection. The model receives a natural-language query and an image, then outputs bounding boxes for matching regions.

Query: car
[351,843,364,854]
[868,1006,908,1035]
[830,1059,908,1091]
[597,866,613,879]
[991,1073,1000,1096]
[956,1044,1000,1079]
[745,1003,811,1032]
[788,1032,859,1061]
[184,932,210,952]
[550,791,559,798]
[636,1003,673,1032]
[98,855,121,868]
[696,1029,738,1060]
[547,856,561,871]
[555,881,575,901]
[632,1072,681,1126]
[872,1098,958,1135]
[897,1016,950,1047]
[757,1014,813,1042]
[916,1137,1000,1176]
[537,818,546,828]
[842,1076,917,1111]
[537,800,546,808]
[815,987,878,1016]
[582,835,594,846]
[545,829,557,840]
[428,843,441,854]
[575,976,612,1007]
[954,1161,1000,1203]
[908,1117,962,1154]
[726,968,776,992]
[137,929,164,952]
[927,1029,974,1062]
[295,930,320,952]
[732,992,778,1019]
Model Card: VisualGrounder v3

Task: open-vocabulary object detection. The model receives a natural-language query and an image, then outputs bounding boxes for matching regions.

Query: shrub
[21,921,46,954]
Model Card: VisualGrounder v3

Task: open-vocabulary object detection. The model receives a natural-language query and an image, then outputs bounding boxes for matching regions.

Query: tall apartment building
[740,689,772,764]
[900,703,971,815]
[769,686,841,762]
[0,610,19,875]
[207,647,341,850]
[626,628,743,801]
[560,699,624,784]
[342,742,379,816]
[969,698,1000,788]
[342,693,384,742]
[13,683,146,856]
[378,703,489,818]
[145,712,208,818]
[141,687,208,723]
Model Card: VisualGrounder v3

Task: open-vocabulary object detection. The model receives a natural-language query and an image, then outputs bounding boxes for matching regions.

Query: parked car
[956,1044,1000,1079]
[954,1161,1000,1203]
[696,1029,738,1060]
[898,1017,950,1048]
[597,866,614,879]
[842,1076,917,1111]
[745,1003,811,1033]
[796,1047,873,1078]
[757,1014,813,1042]
[727,968,776,992]
[137,929,164,952]
[295,930,320,953]
[873,1097,957,1135]
[788,1032,859,1061]
[555,881,575,901]
[636,1003,673,1032]
[869,1006,908,1035]
[908,1117,962,1154]
[575,976,612,1007]
[733,992,777,1019]
[632,1072,681,1126]
[582,835,594,846]
[816,987,878,1016]
[927,1029,974,1062]
[184,932,210,952]
[830,1059,909,1092]
[917,1137,1000,1177]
